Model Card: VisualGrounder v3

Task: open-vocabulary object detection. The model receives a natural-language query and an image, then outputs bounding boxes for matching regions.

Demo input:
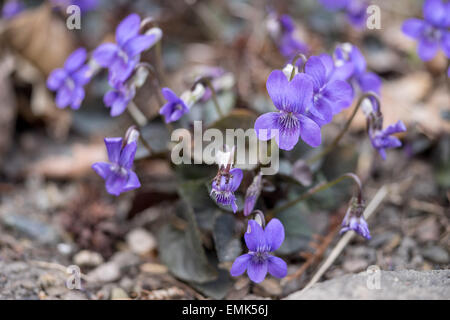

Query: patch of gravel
[285,270,450,300]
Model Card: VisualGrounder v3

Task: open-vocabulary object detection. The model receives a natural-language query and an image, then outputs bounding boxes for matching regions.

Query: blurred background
[0,0,448,300]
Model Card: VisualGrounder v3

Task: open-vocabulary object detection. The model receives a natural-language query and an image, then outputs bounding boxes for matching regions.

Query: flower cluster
[47,48,92,110]
[319,0,368,28]
[266,12,309,60]
[334,43,382,95]
[231,218,287,283]
[402,0,450,62]
[92,126,141,196]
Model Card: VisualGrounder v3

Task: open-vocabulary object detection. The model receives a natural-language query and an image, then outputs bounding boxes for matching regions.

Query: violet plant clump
[231,218,287,283]
[402,0,450,61]
[92,127,141,196]
[46,47,92,110]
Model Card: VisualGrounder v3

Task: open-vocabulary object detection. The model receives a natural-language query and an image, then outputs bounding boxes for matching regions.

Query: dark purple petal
[109,56,137,83]
[93,43,118,67]
[161,87,179,102]
[55,85,73,109]
[64,48,87,73]
[105,171,128,196]
[230,254,251,276]
[47,69,67,91]
[118,141,137,169]
[70,86,85,110]
[110,96,129,117]
[247,259,268,283]
[417,37,439,61]
[122,170,141,192]
[72,64,92,86]
[423,0,447,27]
[357,72,381,94]
[103,90,118,107]
[104,137,123,164]
[349,45,367,75]
[298,114,321,147]
[266,70,289,110]
[279,14,295,33]
[275,116,301,151]
[92,162,112,180]
[124,34,157,58]
[229,168,243,192]
[264,218,285,252]
[322,80,353,106]
[267,256,288,278]
[305,56,327,90]
[116,13,141,47]
[311,97,333,125]
[244,220,265,252]
[383,120,406,135]
[254,112,279,141]
[286,73,314,114]
[402,18,425,39]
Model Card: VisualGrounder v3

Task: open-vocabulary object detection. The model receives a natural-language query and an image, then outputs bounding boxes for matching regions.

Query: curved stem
[289,53,308,80]
[136,62,165,106]
[266,172,362,219]
[307,91,380,165]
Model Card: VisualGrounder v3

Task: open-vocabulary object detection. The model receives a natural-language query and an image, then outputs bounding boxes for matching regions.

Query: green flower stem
[307,91,380,165]
[266,172,362,219]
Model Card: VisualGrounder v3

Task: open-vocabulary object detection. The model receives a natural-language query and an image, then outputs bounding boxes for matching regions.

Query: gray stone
[422,246,449,264]
[87,262,120,283]
[285,270,450,300]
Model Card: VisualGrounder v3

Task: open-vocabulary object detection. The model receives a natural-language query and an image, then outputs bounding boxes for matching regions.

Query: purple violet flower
[2,0,24,19]
[230,218,287,283]
[340,197,371,239]
[159,88,189,123]
[369,120,407,160]
[254,70,321,150]
[93,14,160,83]
[211,167,243,213]
[304,54,354,126]
[92,134,141,196]
[103,79,136,117]
[51,0,99,13]
[319,0,368,28]
[47,48,91,110]
[244,172,262,216]
[402,0,450,61]
[334,43,382,95]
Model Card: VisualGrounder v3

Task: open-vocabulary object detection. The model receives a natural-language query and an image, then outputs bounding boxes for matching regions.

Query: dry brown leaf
[4,3,75,75]
[27,142,106,179]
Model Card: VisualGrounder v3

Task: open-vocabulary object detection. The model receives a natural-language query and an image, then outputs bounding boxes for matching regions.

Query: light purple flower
[103,80,136,117]
[402,0,450,61]
[277,14,308,59]
[369,120,407,160]
[230,218,287,283]
[93,14,159,83]
[51,0,99,12]
[47,48,91,110]
[340,197,370,239]
[92,137,141,196]
[211,167,243,213]
[159,88,189,123]
[254,70,321,150]
[2,0,24,19]
[334,43,382,95]
[304,54,353,126]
